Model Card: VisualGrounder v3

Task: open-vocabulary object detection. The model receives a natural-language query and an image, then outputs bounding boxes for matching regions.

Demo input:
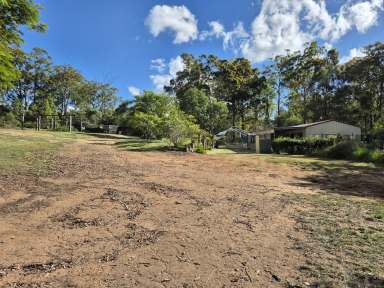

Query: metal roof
[215,127,249,137]
[248,129,275,136]
[275,120,333,131]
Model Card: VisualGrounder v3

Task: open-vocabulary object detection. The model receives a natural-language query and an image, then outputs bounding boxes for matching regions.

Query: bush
[369,149,384,164]
[272,137,334,155]
[325,142,384,164]
[0,112,20,128]
[195,144,207,154]
[372,127,384,149]
[324,140,357,159]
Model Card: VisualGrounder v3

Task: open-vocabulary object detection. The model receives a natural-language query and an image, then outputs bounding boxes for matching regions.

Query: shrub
[353,146,371,161]
[195,144,207,154]
[0,112,19,128]
[368,149,384,164]
[372,127,384,149]
[322,142,384,164]
[324,141,357,159]
[272,137,334,155]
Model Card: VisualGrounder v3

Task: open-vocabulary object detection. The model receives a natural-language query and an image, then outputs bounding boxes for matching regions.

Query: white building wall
[304,121,361,139]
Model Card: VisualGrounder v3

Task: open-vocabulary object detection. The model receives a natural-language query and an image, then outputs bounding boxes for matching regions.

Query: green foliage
[177,87,229,135]
[167,54,266,129]
[324,141,358,160]
[1,45,119,129]
[0,111,19,128]
[195,144,207,154]
[128,91,200,145]
[130,111,162,140]
[163,108,200,146]
[372,127,384,149]
[321,141,384,164]
[0,0,46,89]
[353,146,384,164]
[275,111,303,127]
[272,137,335,154]
[129,91,173,140]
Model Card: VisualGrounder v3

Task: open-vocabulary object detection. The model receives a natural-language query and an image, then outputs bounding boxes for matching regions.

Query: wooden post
[21,112,25,130]
[69,115,72,132]
[255,135,260,154]
[36,116,41,131]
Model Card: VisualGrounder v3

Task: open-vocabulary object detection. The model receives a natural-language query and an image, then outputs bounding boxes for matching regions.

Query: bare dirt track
[0,135,383,288]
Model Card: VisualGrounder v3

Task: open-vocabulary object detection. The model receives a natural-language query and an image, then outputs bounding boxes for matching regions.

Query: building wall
[304,121,361,139]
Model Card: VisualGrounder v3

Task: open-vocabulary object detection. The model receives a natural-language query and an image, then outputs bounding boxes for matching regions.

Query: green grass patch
[0,129,90,175]
[254,154,379,172]
[287,193,384,286]
[114,136,172,152]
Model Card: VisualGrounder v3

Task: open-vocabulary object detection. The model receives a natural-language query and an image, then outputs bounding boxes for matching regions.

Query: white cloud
[169,56,185,78]
[150,58,167,73]
[200,21,226,40]
[145,5,198,44]
[150,56,185,91]
[200,21,249,54]
[150,75,173,91]
[323,42,333,51]
[340,47,366,63]
[128,86,141,96]
[237,0,383,63]
[145,1,384,63]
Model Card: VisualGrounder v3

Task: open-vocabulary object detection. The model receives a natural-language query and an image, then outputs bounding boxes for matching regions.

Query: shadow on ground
[293,163,384,199]
[113,137,174,152]
[84,133,129,140]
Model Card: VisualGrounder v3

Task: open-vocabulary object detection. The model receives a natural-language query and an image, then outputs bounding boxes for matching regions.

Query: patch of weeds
[347,273,384,288]
[119,223,165,249]
[103,188,148,220]
[7,283,50,288]
[286,193,384,287]
[367,202,384,221]
[139,181,190,198]
[98,250,119,263]
[54,211,102,229]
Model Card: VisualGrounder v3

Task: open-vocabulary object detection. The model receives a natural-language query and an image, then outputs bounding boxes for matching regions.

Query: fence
[0,113,84,132]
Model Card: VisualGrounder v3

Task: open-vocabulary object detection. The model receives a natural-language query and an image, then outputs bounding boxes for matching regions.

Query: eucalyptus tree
[48,65,84,115]
[278,42,325,124]
[0,0,46,89]
[165,53,213,97]
[340,42,384,131]
[214,57,263,128]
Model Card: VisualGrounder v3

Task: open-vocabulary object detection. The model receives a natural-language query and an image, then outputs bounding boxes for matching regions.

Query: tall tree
[0,0,46,89]
[214,58,262,128]
[279,42,325,124]
[177,87,228,135]
[48,65,83,115]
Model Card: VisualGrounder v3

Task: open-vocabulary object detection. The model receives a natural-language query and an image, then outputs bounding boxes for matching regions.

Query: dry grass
[0,129,383,287]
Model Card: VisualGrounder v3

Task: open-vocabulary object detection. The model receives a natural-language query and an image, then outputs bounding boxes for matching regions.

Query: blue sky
[22,0,384,100]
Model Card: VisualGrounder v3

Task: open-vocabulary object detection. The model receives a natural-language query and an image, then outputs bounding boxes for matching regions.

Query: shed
[275,120,361,140]
[102,125,119,134]
[247,129,274,153]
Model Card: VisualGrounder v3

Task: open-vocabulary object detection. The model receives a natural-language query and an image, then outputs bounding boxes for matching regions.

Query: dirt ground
[0,133,383,288]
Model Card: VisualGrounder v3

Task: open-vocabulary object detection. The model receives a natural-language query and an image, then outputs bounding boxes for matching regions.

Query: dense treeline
[0,0,119,129]
[164,41,384,135]
[1,0,383,150]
